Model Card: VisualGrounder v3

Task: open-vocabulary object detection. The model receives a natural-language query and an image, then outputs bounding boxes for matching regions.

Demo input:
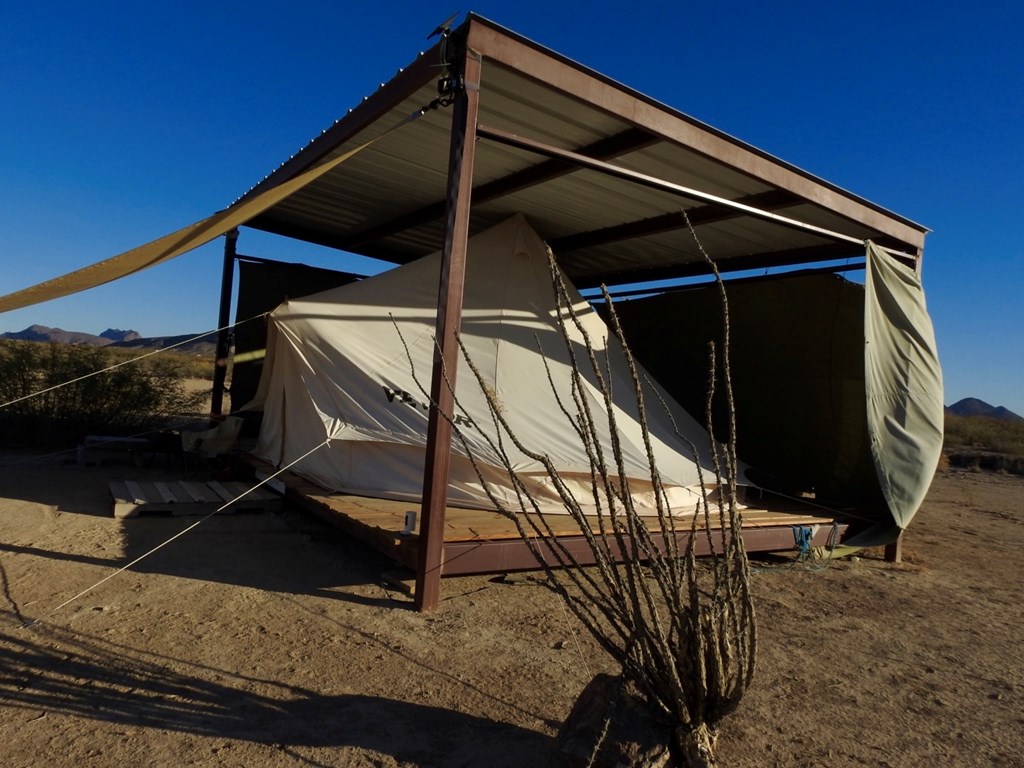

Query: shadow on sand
[0,453,567,765]
[0,453,410,609]
[0,616,557,767]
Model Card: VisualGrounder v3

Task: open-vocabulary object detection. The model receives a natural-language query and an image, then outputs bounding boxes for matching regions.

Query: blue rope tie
[793,525,815,560]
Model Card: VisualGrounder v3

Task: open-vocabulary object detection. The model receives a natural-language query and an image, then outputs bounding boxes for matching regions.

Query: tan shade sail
[0,130,405,315]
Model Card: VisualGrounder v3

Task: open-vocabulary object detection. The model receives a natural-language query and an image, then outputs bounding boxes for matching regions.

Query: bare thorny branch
[392,221,755,765]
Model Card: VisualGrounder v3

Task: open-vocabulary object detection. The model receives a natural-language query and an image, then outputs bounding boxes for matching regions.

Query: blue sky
[1,2,1021,414]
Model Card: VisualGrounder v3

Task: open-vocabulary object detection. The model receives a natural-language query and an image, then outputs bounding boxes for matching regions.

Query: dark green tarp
[611,244,942,544]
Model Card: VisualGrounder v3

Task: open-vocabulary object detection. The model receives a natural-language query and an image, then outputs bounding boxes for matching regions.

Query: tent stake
[884,534,903,563]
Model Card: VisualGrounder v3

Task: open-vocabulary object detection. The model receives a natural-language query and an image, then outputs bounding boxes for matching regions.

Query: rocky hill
[100,328,141,343]
[946,397,1023,422]
[1,325,216,356]
[1,324,117,346]
[109,332,218,356]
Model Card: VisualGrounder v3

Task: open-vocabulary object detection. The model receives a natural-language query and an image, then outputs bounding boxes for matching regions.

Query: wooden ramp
[110,479,283,519]
[245,457,846,576]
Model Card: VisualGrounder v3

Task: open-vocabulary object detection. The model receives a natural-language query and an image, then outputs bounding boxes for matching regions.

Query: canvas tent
[247,214,942,545]
[248,215,727,515]
[231,258,362,411]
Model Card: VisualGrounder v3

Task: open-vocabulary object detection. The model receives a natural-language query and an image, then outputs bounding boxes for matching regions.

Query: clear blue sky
[1,2,1021,415]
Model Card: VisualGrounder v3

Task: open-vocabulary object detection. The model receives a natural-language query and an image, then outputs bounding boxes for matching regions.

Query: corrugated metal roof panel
[241,16,926,281]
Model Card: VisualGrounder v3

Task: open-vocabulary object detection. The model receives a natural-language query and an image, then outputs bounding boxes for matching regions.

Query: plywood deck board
[306,492,836,541]
[110,479,282,519]
[239,455,844,575]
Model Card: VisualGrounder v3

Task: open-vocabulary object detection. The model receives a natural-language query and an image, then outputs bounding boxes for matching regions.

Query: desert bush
[104,345,217,380]
[0,340,208,446]
[944,413,1024,459]
[945,451,1024,474]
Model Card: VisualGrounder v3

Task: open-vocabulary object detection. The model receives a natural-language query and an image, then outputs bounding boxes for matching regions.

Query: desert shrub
[104,345,217,380]
[944,413,1024,458]
[0,340,208,446]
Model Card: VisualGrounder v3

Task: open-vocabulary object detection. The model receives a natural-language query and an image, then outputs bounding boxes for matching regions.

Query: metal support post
[414,46,482,612]
[211,229,238,419]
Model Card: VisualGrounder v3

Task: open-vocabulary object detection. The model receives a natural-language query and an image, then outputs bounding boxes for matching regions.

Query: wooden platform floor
[247,457,843,575]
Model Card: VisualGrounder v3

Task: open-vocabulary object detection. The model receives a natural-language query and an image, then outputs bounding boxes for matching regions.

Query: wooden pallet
[110,479,282,519]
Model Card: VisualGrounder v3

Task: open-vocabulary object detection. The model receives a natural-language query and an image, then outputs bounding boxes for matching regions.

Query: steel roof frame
[224,15,929,610]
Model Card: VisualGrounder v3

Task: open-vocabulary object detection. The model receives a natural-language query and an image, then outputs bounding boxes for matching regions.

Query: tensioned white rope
[554,585,592,680]
[0,312,266,410]
[20,437,331,629]
[530,545,592,680]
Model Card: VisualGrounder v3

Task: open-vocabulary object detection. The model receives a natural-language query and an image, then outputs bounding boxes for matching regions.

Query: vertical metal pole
[414,48,482,612]
[883,533,903,563]
[211,228,238,419]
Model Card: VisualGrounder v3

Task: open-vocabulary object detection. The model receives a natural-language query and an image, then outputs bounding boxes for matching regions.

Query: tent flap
[857,240,944,544]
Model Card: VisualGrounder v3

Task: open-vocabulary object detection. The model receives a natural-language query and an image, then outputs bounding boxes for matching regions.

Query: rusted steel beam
[464,15,926,254]
[414,47,483,612]
[596,261,866,300]
[476,123,920,260]
[231,216,428,265]
[566,242,866,289]
[210,229,238,419]
[341,127,658,251]
[550,190,803,253]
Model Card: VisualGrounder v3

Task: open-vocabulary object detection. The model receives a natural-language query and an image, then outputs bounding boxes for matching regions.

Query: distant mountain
[1,324,121,346]
[1,325,216,356]
[100,328,141,343]
[109,332,218,356]
[946,397,1023,422]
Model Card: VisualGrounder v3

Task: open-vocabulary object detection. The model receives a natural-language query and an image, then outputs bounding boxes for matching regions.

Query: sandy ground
[0,451,1021,767]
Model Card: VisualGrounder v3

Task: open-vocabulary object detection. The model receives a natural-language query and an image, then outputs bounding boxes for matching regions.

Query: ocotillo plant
[399,233,755,766]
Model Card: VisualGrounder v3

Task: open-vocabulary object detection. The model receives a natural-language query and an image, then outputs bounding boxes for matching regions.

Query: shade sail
[0,127,409,315]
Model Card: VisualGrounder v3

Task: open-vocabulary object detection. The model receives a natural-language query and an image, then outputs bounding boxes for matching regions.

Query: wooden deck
[246,458,844,576]
[110,479,283,519]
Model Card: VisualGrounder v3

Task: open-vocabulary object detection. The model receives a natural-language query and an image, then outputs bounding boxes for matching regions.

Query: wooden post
[211,229,238,419]
[883,533,903,563]
[414,46,482,612]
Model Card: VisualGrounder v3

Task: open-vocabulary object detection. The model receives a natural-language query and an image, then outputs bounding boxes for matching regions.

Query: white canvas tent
[248,215,726,515]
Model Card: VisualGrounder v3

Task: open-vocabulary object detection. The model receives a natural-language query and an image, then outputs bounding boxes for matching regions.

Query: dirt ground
[0,450,1021,767]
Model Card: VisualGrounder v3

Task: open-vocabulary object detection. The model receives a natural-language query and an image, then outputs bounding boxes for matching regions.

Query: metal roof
[239,14,928,286]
